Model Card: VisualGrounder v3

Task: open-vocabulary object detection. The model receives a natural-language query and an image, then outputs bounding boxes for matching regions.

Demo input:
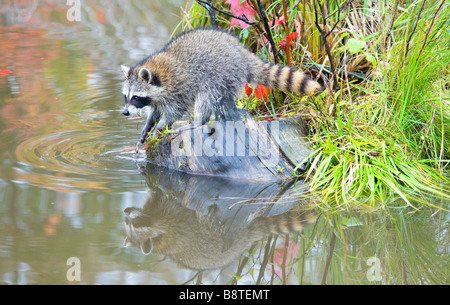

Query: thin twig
[282,0,291,66]
[325,0,347,38]
[281,234,289,285]
[321,231,336,285]
[195,0,218,28]
[383,0,399,48]
[252,0,280,64]
[257,236,274,284]
[196,0,258,28]
[180,270,202,285]
[313,0,340,91]
[404,0,426,60]
[324,0,350,22]
[300,238,306,285]
[230,243,257,284]
[417,0,445,59]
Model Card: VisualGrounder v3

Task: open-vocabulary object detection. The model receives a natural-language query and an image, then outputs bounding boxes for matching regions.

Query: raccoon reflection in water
[123,165,316,271]
[120,28,321,143]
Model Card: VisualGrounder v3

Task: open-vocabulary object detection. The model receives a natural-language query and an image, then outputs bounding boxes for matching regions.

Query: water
[0,1,448,285]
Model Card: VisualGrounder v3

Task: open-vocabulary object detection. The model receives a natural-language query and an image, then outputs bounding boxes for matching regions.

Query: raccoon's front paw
[140,130,148,143]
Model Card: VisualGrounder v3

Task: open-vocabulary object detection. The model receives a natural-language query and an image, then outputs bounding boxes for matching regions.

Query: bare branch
[383,0,399,48]
[405,0,426,60]
[195,0,218,28]
[195,0,258,28]
[252,0,280,64]
[282,0,291,65]
[313,0,341,91]
[417,0,445,59]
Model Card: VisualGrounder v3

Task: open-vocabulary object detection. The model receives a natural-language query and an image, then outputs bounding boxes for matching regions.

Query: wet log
[146,94,312,183]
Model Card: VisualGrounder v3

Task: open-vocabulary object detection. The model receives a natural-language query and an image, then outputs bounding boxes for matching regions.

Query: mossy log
[146,95,312,183]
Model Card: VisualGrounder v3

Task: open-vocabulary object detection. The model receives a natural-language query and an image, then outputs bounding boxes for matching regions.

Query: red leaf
[275,16,284,26]
[245,83,253,97]
[288,32,298,46]
[245,84,269,100]
[254,85,269,100]
[0,70,12,74]
[225,0,255,29]
[279,32,298,50]
[289,32,298,42]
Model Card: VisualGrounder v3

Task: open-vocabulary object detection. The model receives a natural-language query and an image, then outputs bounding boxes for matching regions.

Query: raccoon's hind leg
[154,115,172,133]
[174,92,213,134]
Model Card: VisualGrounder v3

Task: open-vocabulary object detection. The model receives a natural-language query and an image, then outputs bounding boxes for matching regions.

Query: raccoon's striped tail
[252,211,317,236]
[254,62,321,96]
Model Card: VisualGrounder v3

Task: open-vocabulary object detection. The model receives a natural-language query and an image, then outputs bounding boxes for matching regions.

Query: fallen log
[145,94,312,182]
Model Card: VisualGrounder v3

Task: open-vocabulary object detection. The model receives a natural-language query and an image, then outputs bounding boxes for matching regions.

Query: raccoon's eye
[132,96,138,101]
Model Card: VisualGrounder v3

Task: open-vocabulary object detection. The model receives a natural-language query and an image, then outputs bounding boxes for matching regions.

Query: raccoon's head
[123,206,166,255]
[120,65,163,116]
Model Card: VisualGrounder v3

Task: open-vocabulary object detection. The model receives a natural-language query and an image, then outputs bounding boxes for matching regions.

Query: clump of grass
[175,0,450,210]
[301,125,448,209]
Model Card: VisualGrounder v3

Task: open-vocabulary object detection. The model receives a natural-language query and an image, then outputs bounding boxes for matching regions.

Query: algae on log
[145,94,312,183]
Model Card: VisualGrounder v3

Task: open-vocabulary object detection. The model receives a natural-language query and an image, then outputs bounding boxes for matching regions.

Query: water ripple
[14,130,147,191]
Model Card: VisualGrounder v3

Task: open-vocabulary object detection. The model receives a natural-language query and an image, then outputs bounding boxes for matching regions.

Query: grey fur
[121,28,321,143]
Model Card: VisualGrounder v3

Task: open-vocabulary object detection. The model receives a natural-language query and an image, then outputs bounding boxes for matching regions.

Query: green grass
[175,0,450,210]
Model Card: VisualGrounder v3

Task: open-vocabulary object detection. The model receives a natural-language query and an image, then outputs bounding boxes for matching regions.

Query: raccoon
[123,191,316,270]
[121,28,321,143]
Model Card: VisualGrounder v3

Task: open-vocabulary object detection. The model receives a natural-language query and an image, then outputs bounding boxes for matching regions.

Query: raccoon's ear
[121,65,131,78]
[138,67,151,84]
[123,236,133,247]
[140,238,153,255]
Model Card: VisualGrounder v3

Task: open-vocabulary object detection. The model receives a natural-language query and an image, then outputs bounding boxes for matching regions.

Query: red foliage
[254,85,269,99]
[275,16,284,27]
[245,83,269,100]
[279,32,298,51]
[245,83,253,97]
[271,240,300,278]
[225,0,255,29]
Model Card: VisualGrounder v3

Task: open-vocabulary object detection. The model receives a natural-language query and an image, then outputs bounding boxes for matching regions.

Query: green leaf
[364,52,376,66]
[347,38,366,55]
[239,27,249,41]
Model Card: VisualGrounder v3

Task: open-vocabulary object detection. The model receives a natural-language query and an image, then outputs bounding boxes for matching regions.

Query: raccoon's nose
[122,108,130,116]
[124,207,134,215]
[124,207,140,218]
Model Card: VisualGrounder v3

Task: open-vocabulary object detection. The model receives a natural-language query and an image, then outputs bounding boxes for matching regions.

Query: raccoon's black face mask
[122,95,152,116]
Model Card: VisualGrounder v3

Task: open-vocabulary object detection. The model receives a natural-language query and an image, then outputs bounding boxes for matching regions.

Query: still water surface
[0,0,448,285]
